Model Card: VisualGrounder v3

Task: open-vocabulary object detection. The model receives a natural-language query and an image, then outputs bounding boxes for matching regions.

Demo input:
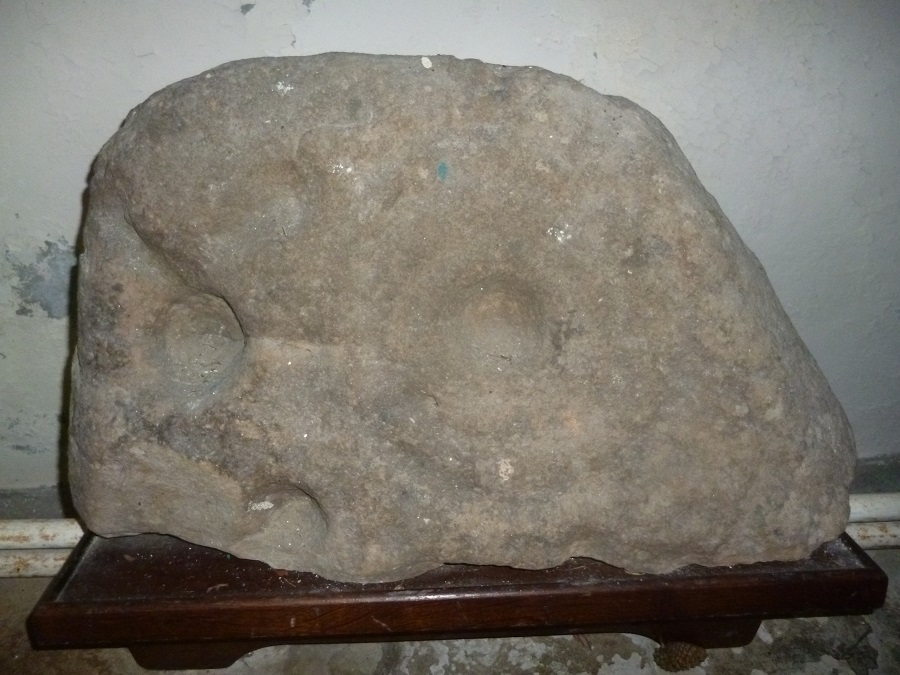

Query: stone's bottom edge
[83,526,851,584]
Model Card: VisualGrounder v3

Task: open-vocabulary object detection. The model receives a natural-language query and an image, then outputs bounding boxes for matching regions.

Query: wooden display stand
[28,532,887,671]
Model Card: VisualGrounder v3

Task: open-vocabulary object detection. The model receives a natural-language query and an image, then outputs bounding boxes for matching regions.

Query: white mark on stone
[248,500,274,511]
[290,617,296,628]
[275,81,294,94]
[765,399,784,421]
[498,458,514,481]
[547,222,572,243]
[756,623,774,645]
[421,56,433,69]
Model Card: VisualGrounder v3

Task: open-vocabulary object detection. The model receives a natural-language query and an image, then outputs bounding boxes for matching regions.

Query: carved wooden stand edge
[28,532,888,670]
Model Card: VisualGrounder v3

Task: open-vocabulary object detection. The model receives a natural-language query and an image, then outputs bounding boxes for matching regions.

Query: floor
[1,457,898,674]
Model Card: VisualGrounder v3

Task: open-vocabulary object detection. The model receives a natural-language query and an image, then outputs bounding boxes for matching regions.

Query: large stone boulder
[70,54,854,582]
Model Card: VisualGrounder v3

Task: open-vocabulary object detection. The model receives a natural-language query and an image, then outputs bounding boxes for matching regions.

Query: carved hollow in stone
[70,54,854,582]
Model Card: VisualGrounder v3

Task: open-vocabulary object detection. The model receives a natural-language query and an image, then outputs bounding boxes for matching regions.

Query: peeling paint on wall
[5,238,77,320]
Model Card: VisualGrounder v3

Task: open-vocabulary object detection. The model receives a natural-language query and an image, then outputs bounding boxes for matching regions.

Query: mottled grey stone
[70,54,854,582]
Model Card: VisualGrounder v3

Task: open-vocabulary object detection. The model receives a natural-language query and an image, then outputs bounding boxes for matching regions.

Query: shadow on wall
[54,188,91,518]
[852,455,900,494]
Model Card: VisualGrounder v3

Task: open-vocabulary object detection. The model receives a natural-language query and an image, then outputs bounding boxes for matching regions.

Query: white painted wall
[1,0,898,488]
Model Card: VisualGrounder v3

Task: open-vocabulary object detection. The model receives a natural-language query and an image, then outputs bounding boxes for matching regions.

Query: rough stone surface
[70,54,854,582]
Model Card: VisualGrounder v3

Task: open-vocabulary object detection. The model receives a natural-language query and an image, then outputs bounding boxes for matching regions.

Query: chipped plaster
[5,238,76,320]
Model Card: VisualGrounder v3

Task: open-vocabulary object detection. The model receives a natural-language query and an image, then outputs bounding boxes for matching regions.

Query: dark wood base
[28,533,887,671]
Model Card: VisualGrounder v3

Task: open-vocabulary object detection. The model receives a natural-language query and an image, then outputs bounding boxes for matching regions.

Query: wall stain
[6,237,76,320]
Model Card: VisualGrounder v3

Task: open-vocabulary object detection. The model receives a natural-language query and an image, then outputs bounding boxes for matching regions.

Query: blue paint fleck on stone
[437,161,449,181]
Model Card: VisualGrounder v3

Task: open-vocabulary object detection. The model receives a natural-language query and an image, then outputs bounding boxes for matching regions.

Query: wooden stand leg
[129,641,270,670]
[653,642,709,672]
[643,617,762,648]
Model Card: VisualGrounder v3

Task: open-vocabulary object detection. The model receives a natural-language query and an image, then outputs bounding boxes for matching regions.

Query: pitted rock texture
[71,54,854,582]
